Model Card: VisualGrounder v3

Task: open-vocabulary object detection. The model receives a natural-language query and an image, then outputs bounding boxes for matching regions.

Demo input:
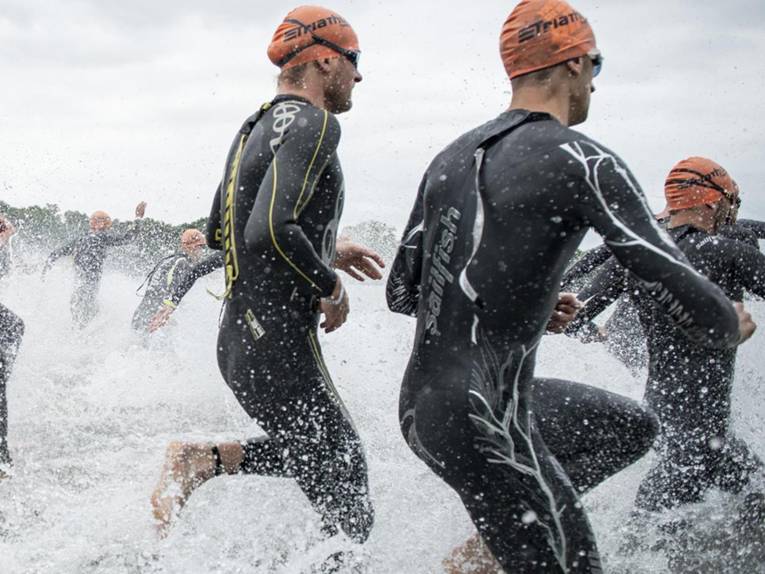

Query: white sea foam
[0,265,762,573]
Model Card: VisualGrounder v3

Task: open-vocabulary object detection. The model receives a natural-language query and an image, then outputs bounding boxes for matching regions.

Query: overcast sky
[1,0,764,238]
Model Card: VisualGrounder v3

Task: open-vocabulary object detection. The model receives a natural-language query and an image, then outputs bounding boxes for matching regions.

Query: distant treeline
[0,200,402,277]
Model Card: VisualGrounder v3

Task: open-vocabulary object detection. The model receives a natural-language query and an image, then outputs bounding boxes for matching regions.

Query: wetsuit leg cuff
[211,445,224,476]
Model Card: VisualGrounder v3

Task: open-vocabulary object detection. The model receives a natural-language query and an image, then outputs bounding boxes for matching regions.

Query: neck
[668,210,716,234]
[509,86,570,125]
[276,81,325,110]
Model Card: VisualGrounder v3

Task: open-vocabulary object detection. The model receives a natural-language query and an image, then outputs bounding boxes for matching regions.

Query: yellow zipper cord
[209,103,272,301]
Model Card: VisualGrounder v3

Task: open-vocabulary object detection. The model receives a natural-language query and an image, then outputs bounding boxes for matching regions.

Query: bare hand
[547,292,583,334]
[148,306,174,333]
[735,301,757,345]
[334,238,385,281]
[135,201,148,219]
[320,278,349,333]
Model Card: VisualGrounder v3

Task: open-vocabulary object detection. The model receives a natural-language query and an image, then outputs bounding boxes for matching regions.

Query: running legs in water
[441,378,658,571]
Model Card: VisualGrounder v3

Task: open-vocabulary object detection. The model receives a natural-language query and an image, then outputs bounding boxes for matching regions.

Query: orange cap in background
[664,157,736,211]
[180,229,206,248]
[267,5,359,70]
[89,210,112,231]
[500,0,596,79]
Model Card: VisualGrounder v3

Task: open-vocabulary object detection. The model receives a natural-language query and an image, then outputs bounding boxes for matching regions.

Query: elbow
[681,302,740,350]
[206,226,222,250]
[243,220,274,253]
[386,274,419,317]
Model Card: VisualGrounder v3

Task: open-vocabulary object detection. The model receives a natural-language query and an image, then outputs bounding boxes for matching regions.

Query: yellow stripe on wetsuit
[293,110,329,219]
[308,330,352,423]
[165,257,185,288]
[269,109,329,292]
[220,134,246,299]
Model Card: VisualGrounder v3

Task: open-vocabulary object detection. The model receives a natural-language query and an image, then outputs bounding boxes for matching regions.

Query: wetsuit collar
[502,108,556,124]
[670,224,707,243]
[270,94,314,107]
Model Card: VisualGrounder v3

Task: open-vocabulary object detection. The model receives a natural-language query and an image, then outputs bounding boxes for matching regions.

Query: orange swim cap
[664,157,737,211]
[267,5,359,71]
[500,0,597,79]
[180,229,206,249]
[89,210,112,231]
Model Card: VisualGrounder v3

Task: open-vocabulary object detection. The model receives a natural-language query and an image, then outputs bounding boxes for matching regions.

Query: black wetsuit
[0,245,11,278]
[131,251,223,331]
[566,219,765,371]
[386,110,740,573]
[45,224,141,326]
[570,225,765,512]
[0,303,23,466]
[204,95,373,543]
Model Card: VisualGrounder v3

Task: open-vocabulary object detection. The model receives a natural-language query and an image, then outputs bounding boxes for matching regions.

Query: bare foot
[150,442,218,536]
[443,533,503,574]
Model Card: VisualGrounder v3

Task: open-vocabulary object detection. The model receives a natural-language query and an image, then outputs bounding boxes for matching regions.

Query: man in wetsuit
[569,157,765,513]
[43,202,147,326]
[131,228,224,332]
[150,6,385,557]
[386,2,755,572]
[565,214,765,372]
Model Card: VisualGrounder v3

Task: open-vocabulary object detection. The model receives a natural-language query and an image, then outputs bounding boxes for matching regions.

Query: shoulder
[275,101,341,141]
[719,224,759,249]
[552,129,627,169]
[685,232,745,261]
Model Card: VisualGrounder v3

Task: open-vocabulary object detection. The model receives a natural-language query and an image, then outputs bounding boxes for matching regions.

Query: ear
[565,57,584,77]
[314,58,334,75]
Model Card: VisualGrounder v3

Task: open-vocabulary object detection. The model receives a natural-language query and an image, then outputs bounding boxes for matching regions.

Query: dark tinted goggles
[280,19,361,69]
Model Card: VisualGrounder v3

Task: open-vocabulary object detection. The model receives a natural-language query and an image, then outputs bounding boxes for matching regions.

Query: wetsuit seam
[297,155,333,219]
[307,330,351,420]
[268,156,322,292]
[293,109,329,220]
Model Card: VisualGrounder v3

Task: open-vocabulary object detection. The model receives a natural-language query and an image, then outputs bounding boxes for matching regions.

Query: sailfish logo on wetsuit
[424,207,461,336]
[270,101,306,154]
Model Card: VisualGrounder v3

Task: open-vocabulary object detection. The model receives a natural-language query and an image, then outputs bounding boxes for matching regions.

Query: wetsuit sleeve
[565,256,628,339]
[244,109,340,297]
[561,243,612,291]
[562,140,740,348]
[737,219,765,240]
[45,239,77,267]
[206,182,223,250]
[104,221,141,246]
[731,241,765,299]
[386,174,426,316]
[165,252,225,307]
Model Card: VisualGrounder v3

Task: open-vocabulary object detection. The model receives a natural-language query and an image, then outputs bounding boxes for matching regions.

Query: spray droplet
[522,510,537,524]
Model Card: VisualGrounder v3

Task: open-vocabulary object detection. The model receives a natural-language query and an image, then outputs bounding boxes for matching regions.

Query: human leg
[531,378,658,492]
[0,303,24,467]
